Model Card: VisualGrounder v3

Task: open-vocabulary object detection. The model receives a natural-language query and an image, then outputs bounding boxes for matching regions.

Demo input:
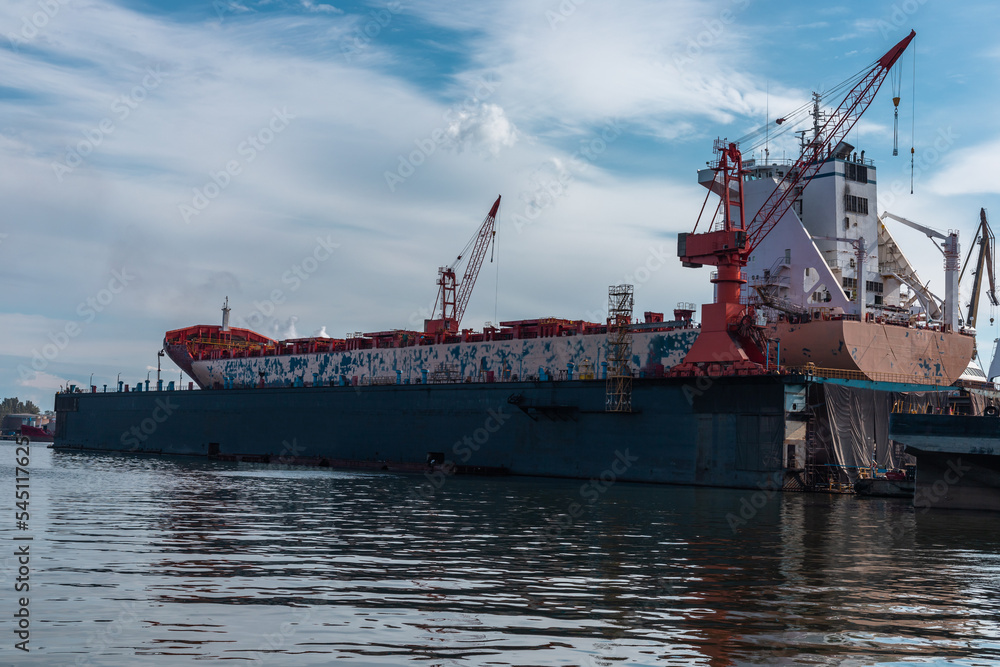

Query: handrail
[784,364,949,386]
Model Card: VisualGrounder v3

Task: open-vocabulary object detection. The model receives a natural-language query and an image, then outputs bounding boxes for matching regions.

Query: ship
[53,30,998,493]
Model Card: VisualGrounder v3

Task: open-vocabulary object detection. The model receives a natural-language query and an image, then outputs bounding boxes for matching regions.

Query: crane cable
[733,60,876,156]
[493,224,500,326]
[910,42,916,193]
[891,58,902,156]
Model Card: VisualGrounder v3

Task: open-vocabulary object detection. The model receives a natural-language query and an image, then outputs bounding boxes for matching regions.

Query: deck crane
[675,30,916,373]
[809,235,877,321]
[879,211,960,331]
[959,208,998,330]
[424,195,501,335]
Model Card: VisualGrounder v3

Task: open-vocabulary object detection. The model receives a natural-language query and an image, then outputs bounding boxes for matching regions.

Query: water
[3,444,1000,666]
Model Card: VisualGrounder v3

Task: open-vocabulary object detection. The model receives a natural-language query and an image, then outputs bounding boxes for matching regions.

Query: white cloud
[18,371,69,391]
[301,0,341,13]
[929,138,1000,196]
[444,103,518,156]
[403,0,797,138]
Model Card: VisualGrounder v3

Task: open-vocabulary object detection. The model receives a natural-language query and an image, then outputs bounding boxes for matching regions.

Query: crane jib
[878,29,916,70]
[745,29,916,255]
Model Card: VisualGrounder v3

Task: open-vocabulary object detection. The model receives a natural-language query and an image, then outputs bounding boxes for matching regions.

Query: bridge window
[845,195,869,215]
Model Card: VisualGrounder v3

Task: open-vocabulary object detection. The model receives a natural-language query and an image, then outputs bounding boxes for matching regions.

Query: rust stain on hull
[768,319,974,384]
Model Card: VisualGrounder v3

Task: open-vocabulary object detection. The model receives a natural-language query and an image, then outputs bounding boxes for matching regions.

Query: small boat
[18,424,54,443]
[854,468,914,498]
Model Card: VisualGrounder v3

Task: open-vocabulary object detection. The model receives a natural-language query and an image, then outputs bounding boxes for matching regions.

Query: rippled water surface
[3,445,1000,666]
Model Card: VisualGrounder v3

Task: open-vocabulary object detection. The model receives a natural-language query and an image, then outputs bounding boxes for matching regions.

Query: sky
[2,0,1000,410]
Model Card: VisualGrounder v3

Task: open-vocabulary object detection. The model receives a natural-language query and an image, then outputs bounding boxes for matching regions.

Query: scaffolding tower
[605,284,634,412]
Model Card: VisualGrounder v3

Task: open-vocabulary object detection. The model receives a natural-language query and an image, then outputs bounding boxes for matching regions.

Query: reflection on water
[3,446,1000,665]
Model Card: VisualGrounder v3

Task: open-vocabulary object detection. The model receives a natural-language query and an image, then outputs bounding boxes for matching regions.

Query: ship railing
[784,364,951,387]
[953,378,997,391]
[188,337,265,350]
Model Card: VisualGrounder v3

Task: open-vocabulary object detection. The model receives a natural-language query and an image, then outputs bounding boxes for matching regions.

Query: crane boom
[745,30,916,254]
[454,195,501,327]
[880,210,961,329]
[425,195,501,335]
[880,211,948,243]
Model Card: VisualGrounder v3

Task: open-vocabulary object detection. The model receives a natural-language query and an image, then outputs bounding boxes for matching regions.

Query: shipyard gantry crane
[425,195,501,335]
[674,30,916,373]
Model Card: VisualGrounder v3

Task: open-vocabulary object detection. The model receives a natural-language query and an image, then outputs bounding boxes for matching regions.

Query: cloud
[18,371,69,391]
[929,138,1000,196]
[444,103,518,156]
[402,0,791,138]
[301,0,341,13]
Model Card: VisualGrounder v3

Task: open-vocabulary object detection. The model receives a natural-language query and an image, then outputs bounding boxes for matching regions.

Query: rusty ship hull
[768,319,975,384]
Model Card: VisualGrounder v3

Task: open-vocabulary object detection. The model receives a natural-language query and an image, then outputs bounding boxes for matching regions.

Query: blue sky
[2,0,999,409]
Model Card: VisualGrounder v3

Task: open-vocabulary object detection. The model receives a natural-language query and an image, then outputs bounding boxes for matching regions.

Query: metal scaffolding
[605,284,634,412]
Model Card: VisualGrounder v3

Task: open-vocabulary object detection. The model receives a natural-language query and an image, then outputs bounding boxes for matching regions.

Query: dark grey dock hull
[890,413,1000,512]
[54,377,799,490]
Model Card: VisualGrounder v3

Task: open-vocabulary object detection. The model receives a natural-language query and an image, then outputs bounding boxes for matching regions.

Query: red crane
[675,30,916,373]
[425,195,501,335]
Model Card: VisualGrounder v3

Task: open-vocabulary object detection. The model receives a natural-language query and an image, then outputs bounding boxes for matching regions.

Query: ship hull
[169,329,700,390]
[768,319,974,384]
[54,376,797,490]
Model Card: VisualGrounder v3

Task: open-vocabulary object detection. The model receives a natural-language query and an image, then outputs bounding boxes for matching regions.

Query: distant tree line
[0,397,40,421]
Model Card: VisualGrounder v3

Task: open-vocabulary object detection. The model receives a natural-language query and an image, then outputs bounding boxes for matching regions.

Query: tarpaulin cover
[820,383,949,478]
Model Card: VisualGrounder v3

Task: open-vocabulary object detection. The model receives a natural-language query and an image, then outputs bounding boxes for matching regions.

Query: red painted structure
[425,195,501,334]
[674,30,916,375]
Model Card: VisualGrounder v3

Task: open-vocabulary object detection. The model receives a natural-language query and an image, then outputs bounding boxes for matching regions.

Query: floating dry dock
[54,370,959,492]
